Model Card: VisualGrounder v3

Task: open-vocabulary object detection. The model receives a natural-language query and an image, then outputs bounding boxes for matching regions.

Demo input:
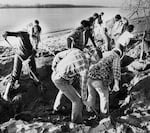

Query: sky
[0,0,123,6]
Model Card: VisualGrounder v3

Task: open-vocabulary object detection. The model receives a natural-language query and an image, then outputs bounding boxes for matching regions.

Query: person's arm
[88,30,97,48]
[52,50,69,71]
[3,31,19,39]
[101,27,109,51]
[112,55,121,92]
[39,26,42,34]
[67,36,75,48]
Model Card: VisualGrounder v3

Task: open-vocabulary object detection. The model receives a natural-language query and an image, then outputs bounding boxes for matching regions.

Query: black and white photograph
[0,0,150,132]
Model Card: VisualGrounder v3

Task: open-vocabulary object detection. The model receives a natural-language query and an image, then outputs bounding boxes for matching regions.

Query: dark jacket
[6,31,33,57]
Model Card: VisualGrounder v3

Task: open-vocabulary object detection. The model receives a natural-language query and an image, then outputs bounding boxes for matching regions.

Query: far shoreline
[0,4,120,9]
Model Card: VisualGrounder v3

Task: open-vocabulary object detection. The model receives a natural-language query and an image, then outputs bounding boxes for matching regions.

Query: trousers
[87,78,109,116]
[51,72,83,124]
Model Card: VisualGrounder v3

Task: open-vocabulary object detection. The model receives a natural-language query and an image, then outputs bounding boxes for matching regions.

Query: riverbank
[39,28,72,51]
[0,15,150,132]
[0,28,72,47]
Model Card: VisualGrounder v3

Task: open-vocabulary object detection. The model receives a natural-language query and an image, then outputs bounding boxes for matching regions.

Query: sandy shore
[0,28,72,49]
[39,28,72,51]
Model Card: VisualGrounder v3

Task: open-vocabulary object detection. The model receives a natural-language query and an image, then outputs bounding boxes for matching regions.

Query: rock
[127,60,146,72]
[121,55,135,67]
[88,117,114,133]
[0,98,15,124]
[14,111,33,122]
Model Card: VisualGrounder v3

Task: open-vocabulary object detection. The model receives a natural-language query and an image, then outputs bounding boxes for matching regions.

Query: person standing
[98,12,104,24]
[105,14,124,46]
[32,20,42,50]
[110,15,123,44]
[93,16,111,51]
[2,30,39,101]
[51,47,100,124]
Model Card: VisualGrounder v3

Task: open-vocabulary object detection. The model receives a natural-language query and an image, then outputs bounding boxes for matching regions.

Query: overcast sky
[0,0,123,6]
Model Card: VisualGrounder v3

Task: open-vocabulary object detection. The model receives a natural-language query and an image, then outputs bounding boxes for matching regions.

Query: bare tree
[121,0,150,31]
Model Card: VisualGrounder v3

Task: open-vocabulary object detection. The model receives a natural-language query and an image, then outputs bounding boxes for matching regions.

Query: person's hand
[2,32,8,40]
[112,84,119,92]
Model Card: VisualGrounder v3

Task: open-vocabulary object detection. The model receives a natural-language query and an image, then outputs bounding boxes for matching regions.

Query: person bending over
[51,47,101,124]
[87,48,122,119]
[2,30,39,101]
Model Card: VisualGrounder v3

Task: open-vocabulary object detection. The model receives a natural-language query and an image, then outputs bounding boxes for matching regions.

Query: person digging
[2,30,44,101]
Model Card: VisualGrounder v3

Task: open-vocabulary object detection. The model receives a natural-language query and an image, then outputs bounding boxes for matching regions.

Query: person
[93,15,111,51]
[88,17,95,26]
[98,12,104,24]
[105,14,119,35]
[67,20,97,50]
[31,20,42,50]
[110,15,123,44]
[92,12,101,32]
[51,47,101,124]
[140,30,150,60]
[2,30,39,101]
[105,14,125,46]
[115,24,135,56]
[93,13,99,21]
[87,48,122,119]
[115,24,140,69]
[121,17,129,33]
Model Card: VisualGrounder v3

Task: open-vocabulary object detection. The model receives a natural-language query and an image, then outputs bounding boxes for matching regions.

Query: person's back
[55,49,88,80]
[18,31,32,49]
[67,20,91,50]
[3,31,33,56]
[67,27,84,50]
[51,48,89,124]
